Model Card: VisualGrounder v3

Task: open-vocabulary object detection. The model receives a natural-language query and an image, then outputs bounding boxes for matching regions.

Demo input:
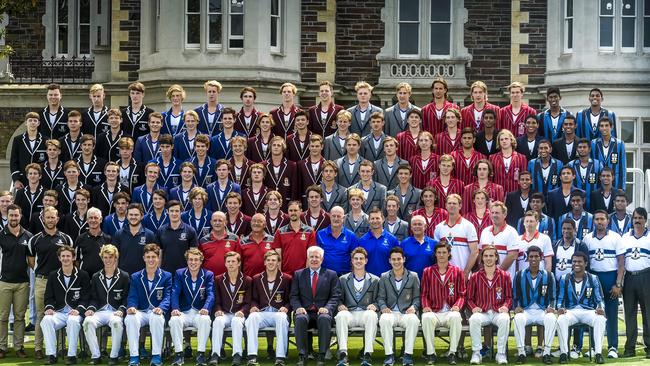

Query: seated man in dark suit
[290,246,341,366]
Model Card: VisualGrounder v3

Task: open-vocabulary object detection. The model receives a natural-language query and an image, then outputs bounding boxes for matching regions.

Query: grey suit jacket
[384,103,420,138]
[373,157,408,191]
[336,155,365,188]
[344,212,370,238]
[383,219,409,242]
[387,185,421,223]
[361,133,386,162]
[348,104,383,137]
[377,269,420,313]
[323,133,347,161]
[338,272,380,311]
[320,183,347,212]
[347,181,387,212]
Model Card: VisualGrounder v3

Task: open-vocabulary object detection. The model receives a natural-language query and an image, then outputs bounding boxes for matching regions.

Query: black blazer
[504,190,530,228]
[87,268,130,314]
[474,129,500,157]
[44,267,91,313]
[515,136,542,161]
[290,267,341,314]
[91,183,130,216]
[589,189,615,213]
[546,187,584,221]
[551,137,578,165]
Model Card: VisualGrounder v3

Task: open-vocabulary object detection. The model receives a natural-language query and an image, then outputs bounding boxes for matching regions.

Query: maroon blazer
[265,211,289,235]
[214,272,253,315]
[300,211,331,232]
[286,132,312,162]
[263,159,298,209]
[297,158,325,200]
[227,212,252,237]
[308,103,344,137]
[246,134,274,163]
[241,186,269,217]
[270,105,302,140]
[229,157,252,189]
[251,271,292,311]
[234,108,261,138]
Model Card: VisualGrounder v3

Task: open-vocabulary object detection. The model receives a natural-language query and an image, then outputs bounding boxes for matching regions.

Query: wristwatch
[615,282,622,288]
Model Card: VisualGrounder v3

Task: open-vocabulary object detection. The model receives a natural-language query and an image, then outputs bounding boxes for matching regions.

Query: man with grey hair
[316,206,358,276]
[75,207,111,275]
[290,246,341,366]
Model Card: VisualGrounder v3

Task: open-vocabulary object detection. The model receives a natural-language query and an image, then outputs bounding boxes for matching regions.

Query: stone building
[0,0,649,192]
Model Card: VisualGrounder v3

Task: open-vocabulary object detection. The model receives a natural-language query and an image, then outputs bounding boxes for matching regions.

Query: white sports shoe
[607,348,618,359]
[470,351,482,365]
[495,353,508,365]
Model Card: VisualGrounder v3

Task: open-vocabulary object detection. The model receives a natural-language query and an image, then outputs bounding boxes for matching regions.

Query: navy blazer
[127,268,173,313]
[171,267,215,312]
[516,135,542,161]
[290,267,341,314]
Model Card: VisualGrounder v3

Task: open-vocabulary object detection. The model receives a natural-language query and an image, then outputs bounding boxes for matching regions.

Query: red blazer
[214,272,252,315]
[498,104,537,137]
[461,182,505,215]
[489,151,528,193]
[466,267,512,312]
[265,211,289,235]
[449,149,486,184]
[408,154,440,189]
[264,158,298,209]
[422,100,460,137]
[229,157,252,189]
[421,264,466,312]
[460,103,501,131]
[227,212,252,237]
[412,208,448,237]
[297,158,325,203]
[434,128,462,156]
[270,105,302,139]
[308,103,344,137]
[234,108,261,138]
[396,130,420,162]
[246,134,274,163]
[426,177,464,207]
[286,131,312,162]
[251,271,293,311]
[300,210,331,232]
[466,211,493,238]
[241,186,269,216]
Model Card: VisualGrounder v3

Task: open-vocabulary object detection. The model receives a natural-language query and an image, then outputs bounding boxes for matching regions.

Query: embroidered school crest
[301,233,306,241]
[589,173,596,184]
[180,233,187,241]
[611,153,618,164]
[265,242,271,249]
[157,289,163,300]
[237,292,244,304]
[275,293,283,302]
[283,177,290,186]
[595,248,605,261]
[586,287,593,298]
[632,247,641,259]
[558,258,568,271]
[446,233,454,247]
[496,287,502,300]
[94,175,101,183]
[541,285,547,296]
[199,287,205,299]
[225,241,231,248]
[114,291,122,300]
[139,236,146,245]
[73,290,80,300]
[172,176,179,186]
[551,174,558,186]
[448,283,455,296]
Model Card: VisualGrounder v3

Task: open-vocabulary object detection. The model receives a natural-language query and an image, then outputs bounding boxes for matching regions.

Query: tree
[0,0,38,58]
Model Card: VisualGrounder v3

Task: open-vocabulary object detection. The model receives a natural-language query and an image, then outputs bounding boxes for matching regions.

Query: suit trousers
[469,310,510,353]
[335,309,378,354]
[379,311,420,356]
[169,309,211,353]
[593,270,618,350]
[557,309,606,354]
[421,311,462,355]
[0,281,29,350]
[83,309,124,359]
[513,309,557,355]
[41,311,82,357]
[623,270,650,354]
[34,277,47,351]
[125,310,165,357]
[212,313,245,356]
[245,310,289,358]
[294,312,333,356]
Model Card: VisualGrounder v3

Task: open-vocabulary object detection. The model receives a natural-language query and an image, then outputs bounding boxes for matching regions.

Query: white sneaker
[495,353,508,365]
[534,347,544,358]
[470,351,482,365]
[524,346,534,356]
[585,348,596,358]
[608,348,618,359]
[569,347,581,360]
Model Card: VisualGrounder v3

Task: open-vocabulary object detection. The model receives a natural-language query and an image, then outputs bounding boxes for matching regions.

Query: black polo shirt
[0,227,33,283]
[27,230,74,277]
[75,231,111,276]
[156,222,198,274]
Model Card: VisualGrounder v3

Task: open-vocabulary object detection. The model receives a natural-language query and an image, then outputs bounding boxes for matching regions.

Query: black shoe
[232,353,243,366]
[246,356,259,366]
[35,350,45,359]
[172,352,184,366]
[383,354,395,366]
[402,354,413,366]
[543,354,552,365]
[108,358,119,366]
[559,353,568,364]
[274,358,285,366]
[337,351,349,366]
[595,354,604,364]
[361,353,373,366]
[297,355,306,366]
[622,350,635,358]
[184,346,193,359]
[447,353,457,365]
[16,348,28,358]
[25,323,35,332]
[317,353,326,366]
[208,353,220,366]
[516,354,526,364]
[267,348,276,360]
[44,355,57,365]
[66,356,78,365]
[196,352,207,366]
[426,353,437,365]
[89,357,102,365]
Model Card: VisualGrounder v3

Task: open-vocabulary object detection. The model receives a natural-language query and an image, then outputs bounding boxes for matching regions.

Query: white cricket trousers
[245,311,289,358]
[83,310,124,359]
[168,309,212,353]
[41,312,82,357]
[212,313,245,356]
[379,312,420,356]
[469,310,510,354]
[125,310,165,357]
[557,309,606,354]
[513,309,557,355]
[335,310,378,354]
[421,311,462,355]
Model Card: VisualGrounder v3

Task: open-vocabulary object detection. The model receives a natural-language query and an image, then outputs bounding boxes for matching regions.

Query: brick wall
[520,0,547,88]
[0,108,32,157]
[119,0,141,81]
[334,0,384,88]
[301,0,328,83]
[464,0,512,104]
[4,0,46,59]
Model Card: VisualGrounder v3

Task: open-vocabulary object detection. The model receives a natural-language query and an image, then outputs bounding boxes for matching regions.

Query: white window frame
[55,0,69,57]
[621,0,637,52]
[397,0,421,57]
[185,0,201,48]
[228,0,244,49]
[55,0,94,57]
[396,0,453,59]
[270,0,282,52]
[429,0,452,57]
[207,0,223,49]
[599,0,616,51]
[77,0,91,57]
[564,0,574,52]
[643,0,650,50]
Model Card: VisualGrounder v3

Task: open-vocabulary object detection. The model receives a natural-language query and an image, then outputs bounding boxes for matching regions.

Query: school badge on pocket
[157,289,163,300]
[496,287,502,300]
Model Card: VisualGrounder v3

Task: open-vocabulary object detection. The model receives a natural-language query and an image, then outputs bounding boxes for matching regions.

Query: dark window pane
[430,23,450,55]
[567,20,573,49]
[643,152,650,172]
[601,0,614,15]
[58,0,68,23]
[231,0,244,13]
[431,0,450,21]
[622,18,635,47]
[622,0,635,16]
[399,23,419,55]
[209,0,222,13]
[79,25,90,54]
[231,14,244,36]
[645,18,650,47]
[187,0,200,12]
[187,14,200,44]
[271,17,278,47]
[399,0,419,21]
[230,39,244,48]
[644,121,650,143]
[600,17,613,47]
[272,0,279,15]
[80,0,90,23]
[209,15,222,44]
[567,0,573,16]
[626,152,635,169]
[621,121,635,143]
[646,0,650,14]
[58,26,68,54]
